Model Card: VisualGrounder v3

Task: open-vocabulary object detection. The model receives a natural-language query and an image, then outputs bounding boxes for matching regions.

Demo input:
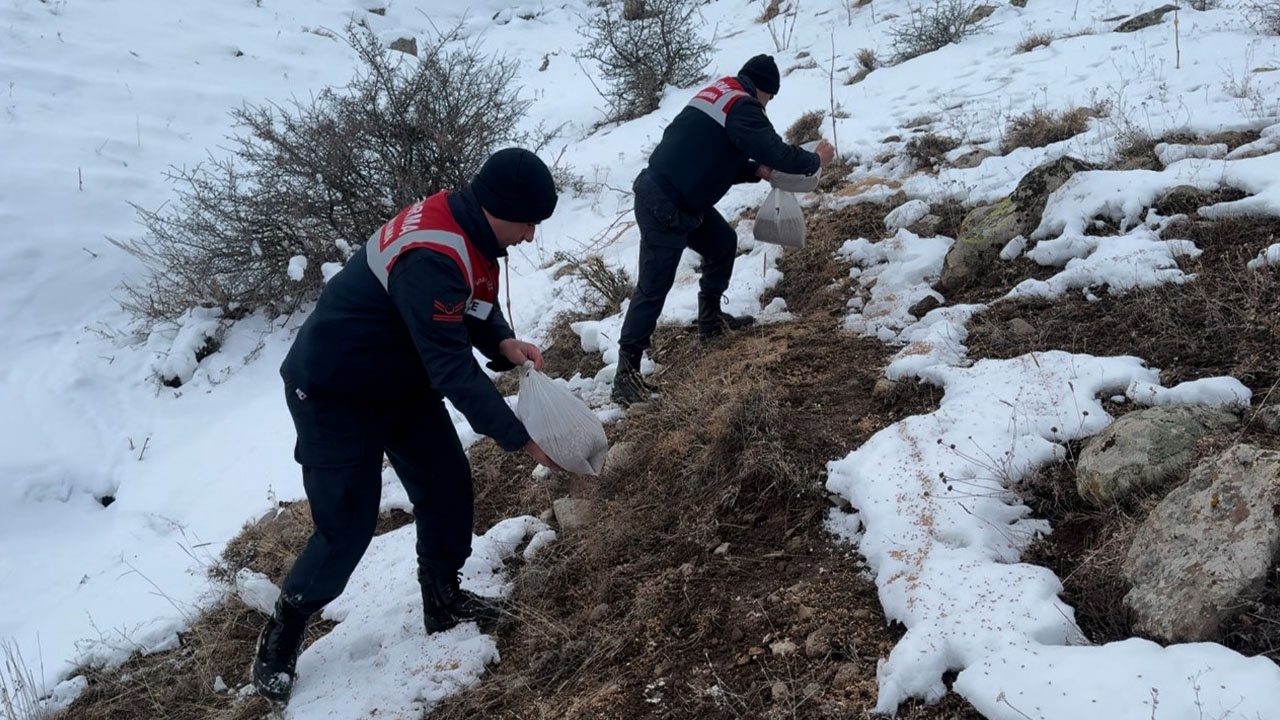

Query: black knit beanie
[740,54,780,95]
[470,148,558,223]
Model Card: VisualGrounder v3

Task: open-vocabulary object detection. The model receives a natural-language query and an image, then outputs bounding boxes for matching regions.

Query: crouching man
[253,148,571,705]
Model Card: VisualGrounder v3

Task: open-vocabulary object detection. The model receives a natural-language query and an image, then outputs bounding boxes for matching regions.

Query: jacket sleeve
[725,100,821,176]
[734,158,764,185]
[388,249,530,451]
[465,303,518,372]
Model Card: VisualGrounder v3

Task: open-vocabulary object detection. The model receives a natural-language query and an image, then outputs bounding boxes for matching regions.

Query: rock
[589,603,610,622]
[729,626,745,642]
[539,507,555,523]
[908,213,944,237]
[797,605,816,622]
[852,608,872,620]
[713,542,731,556]
[805,625,833,658]
[1259,406,1280,434]
[908,295,942,318]
[771,639,798,656]
[1008,318,1035,336]
[388,36,418,56]
[970,4,998,22]
[1153,185,1215,215]
[553,497,596,530]
[832,662,862,690]
[1010,0,1028,7]
[367,7,386,15]
[1115,5,1180,33]
[872,377,899,404]
[605,441,637,473]
[1123,444,1280,642]
[771,681,790,702]
[1010,156,1097,232]
[952,148,995,169]
[1075,406,1239,505]
[628,401,652,415]
[938,198,1023,293]
[803,682,822,701]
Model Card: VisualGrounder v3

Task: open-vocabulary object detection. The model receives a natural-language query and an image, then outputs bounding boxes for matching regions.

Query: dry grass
[1002,106,1101,153]
[758,0,782,23]
[968,217,1280,395]
[1016,32,1052,53]
[904,132,961,171]
[856,47,878,70]
[785,110,826,145]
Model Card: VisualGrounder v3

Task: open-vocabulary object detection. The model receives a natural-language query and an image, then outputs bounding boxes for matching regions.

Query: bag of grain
[516,363,608,475]
[752,187,806,247]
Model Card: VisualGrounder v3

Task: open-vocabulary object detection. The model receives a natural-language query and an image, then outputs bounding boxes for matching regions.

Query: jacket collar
[735,74,758,97]
[446,186,506,261]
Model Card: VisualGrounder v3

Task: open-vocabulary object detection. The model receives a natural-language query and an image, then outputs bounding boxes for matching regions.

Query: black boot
[420,569,502,634]
[252,597,310,706]
[697,293,755,339]
[610,348,651,406]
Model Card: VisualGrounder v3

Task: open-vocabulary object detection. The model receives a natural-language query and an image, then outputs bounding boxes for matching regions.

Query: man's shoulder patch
[432,299,465,323]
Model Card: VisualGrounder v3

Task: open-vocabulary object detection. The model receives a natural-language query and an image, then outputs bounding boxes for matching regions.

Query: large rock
[1076,405,1238,505]
[937,197,1022,292]
[1115,5,1180,33]
[553,497,597,530]
[1123,444,1280,642]
[1010,155,1097,233]
[389,36,418,56]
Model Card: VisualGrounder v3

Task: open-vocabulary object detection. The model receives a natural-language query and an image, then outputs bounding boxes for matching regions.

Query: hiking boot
[252,597,310,706]
[697,293,755,340]
[420,569,502,634]
[610,348,652,406]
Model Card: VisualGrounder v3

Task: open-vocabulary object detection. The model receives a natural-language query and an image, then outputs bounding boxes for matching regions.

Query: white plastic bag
[516,363,609,475]
[753,187,806,247]
[768,167,822,193]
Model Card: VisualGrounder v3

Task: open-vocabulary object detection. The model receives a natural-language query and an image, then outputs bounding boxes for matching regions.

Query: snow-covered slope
[3,0,1279,716]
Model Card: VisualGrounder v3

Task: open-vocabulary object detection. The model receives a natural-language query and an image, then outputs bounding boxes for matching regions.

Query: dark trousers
[278,384,472,616]
[618,170,737,355]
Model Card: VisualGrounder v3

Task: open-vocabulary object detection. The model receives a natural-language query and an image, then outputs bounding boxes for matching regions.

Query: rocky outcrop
[1123,444,1280,642]
[1075,406,1239,505]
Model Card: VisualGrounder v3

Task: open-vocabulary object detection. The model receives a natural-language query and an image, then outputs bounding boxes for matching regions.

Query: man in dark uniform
[611,54,835,405]
[252,148,569,705]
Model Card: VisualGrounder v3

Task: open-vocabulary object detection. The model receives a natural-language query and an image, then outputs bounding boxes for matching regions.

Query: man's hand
[815,139,836,168]
[524,438,564,471]
[499,338,544,371]
[755,164,774,180]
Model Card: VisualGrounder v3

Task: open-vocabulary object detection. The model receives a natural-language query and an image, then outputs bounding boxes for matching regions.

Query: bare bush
[1243,1,1280,34]
[1187,0,1223,9]
[113,25,549,325]
[576,0,714,123]
[555,253,634,315]
[1002,106,1100,153]
[888,0,991,63]
[905,132,961,170]
[785,110,826,145]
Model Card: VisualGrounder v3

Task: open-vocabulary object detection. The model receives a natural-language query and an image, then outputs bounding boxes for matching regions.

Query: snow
[288,255,309,282]
[1010,227,1202,301]
[3,0,1280,716]
[1155,142,1228,166]
[235,569,281,616]
[883,198,931,230]
[1247,242,1280,270]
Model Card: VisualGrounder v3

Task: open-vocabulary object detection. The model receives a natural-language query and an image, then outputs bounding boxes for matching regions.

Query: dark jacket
[280,187,530,452]
[646,74,820,211]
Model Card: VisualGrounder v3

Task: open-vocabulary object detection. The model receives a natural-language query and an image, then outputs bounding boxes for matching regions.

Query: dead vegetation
[904,132,960,171]
[1016,32,1053,53]
[1001,105,1101,153]
[785,110,826,145]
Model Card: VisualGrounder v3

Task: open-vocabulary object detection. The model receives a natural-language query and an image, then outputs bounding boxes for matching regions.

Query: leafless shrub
[1243,1,1280,34]
[113,24,550,326]
[1187,0,1223,10]
[576,0,714,123]
[888,0,991,63]
[554,253,634,315]
[785,110,826,145]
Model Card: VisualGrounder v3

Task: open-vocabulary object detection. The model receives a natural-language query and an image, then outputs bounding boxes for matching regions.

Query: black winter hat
[470,148,558,223]
[739,54,780,95]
